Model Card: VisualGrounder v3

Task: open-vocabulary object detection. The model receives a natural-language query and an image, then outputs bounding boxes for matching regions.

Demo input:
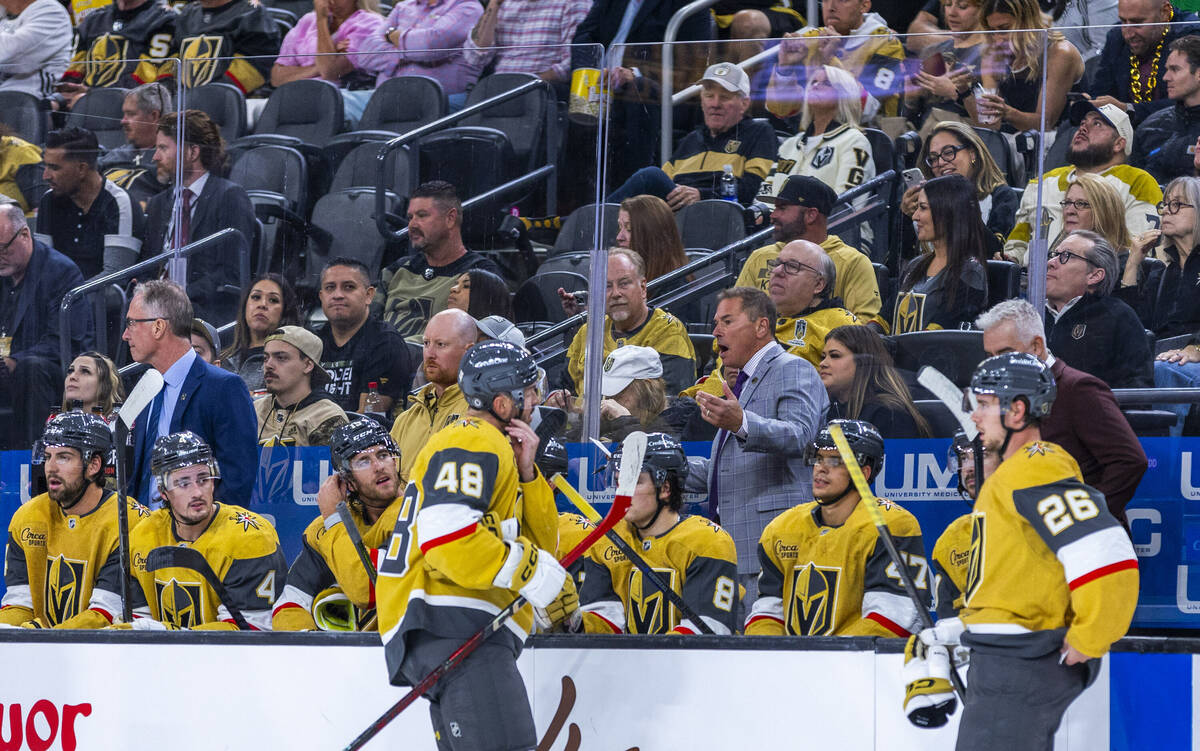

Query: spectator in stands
[0,0,70,100]
[1087,0,1199,127]
[1132,36,1200,185]
[445,268,514,322]
[561,248,696,395]
[606,63,775,208]
[463,0,589,86]
[819,324,932,438]
[576,344,680,441]
[738,176,882,324]
[382,180,504,342]
[57,0,176,108]
[894,174,988,333]
[1044,230,1152,388]
[62,352,123,416]
[270,0,385,89]
[255,326,348,447]
[1053,173,1133,260]
[389,307,474,480]
[616,195,688,281]
[767,0,906,119]
[709,0,804,60]
[0,125,44,214]
[1053,0,1119,64]
[143,110,255,324]
[221,274,300,393]
[0,204,91,449]
[1004,101,1161,265]
[189,318,220,365]
[358,0,484,101]
[100,83,172,210]
[904,0,987,122]
[1126,177,1200,338]
[123,279,256,507]
[902,121,1017,250]
[972,0,1083,133]
[758,65,875,201]
[317,257,415,418]
[158,0,279,94]
[36,127,144,279]
[978,298,1146,525]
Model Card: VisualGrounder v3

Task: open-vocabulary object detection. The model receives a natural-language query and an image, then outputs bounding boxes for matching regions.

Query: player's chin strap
[816,457,872,508]
[996,401,1033,458]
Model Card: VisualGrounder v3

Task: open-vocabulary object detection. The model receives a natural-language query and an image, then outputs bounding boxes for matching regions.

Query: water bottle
[718,164,738,202]
[363,381,387,425]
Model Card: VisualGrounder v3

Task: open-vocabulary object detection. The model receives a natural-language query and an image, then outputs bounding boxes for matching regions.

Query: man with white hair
[976,298,1146,527]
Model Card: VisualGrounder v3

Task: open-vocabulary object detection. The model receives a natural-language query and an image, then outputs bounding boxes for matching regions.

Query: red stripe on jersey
[225,618,260,631]
[420,523,478,554]
[1069,558,1139,590]
[590,613,622,634]
[745,615,784,628]
[272,602,304,617]
[672,626,695,635]
[866,611,911,637]
[224,71,249,94]
[90,607,113,624]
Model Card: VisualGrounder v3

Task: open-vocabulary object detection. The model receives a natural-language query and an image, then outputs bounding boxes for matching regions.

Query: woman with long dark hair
[221,274,301,392]
[893,174,989,332]
[446,268,514,321]
[616,195,688,281]
[819,326,932,438]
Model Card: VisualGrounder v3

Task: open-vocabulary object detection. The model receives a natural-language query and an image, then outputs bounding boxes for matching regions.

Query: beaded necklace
[1130,9,1173,104]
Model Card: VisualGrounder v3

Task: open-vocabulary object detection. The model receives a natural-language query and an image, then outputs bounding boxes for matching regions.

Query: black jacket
[1131,101,1200,185]
[1127,244,1200,338]
[1088,16,1200,127]
[1045,293,1152,389]
[0,240,92,366]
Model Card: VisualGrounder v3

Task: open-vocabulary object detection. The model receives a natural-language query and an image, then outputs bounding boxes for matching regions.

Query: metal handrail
[671,45,780,106]
[59,228,249,375]
[659,0,720,165]
[374,77,556,240]
[1113,388,1200,405]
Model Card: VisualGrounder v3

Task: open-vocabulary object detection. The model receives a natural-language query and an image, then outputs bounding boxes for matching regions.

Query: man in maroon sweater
[976,299,1147,526]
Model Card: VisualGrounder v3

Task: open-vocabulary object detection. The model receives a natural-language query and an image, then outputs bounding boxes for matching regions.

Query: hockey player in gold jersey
[932,353,1139,750]
[376,340,563,751]
[273,419,405,631]
[0,412,147,628]
[126,432,286,630]
[930,431,1000,619]
[578,433,738,635]
[747,419,929,636]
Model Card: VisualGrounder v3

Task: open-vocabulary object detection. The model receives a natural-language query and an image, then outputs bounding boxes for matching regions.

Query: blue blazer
[130,356,258,507]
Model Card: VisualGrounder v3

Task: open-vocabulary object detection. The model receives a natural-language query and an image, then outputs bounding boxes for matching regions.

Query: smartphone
[903,168,925,190]
[922,52,947,77]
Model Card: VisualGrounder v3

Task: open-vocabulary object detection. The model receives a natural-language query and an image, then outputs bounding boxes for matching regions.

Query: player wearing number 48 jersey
[747,419,929,637]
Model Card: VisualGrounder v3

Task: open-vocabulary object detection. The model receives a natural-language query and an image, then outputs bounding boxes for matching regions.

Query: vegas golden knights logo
[44,555,87,626]
[627,567,678,634]
[894,292,927,335]
[86,34,130,87]
[964,513,986,603]
[180,35,225,87]
[787,562,840,635]
[155,578,205,628]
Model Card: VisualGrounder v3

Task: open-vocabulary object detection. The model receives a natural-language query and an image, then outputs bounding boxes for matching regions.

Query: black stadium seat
[551,203,620,255]
[304,187,403,285]
[0,91,46,144]
[675,200,745,251]
[252,79,345,146]
[514,271,586,323]
[461,73,554,173]
[986,259,1021,307]
[419,126,515,243]
[890,329,987,389]
[359,75,447,134]
[228,144,308,210]
[66,87,128,150]
[329,141,414,196]
[188,82,248,140]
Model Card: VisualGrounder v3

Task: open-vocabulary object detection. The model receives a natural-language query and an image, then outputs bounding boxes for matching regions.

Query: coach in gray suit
[692,287,828,603]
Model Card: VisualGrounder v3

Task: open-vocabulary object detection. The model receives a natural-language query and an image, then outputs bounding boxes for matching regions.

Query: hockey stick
[113,369,165,622]
[335,501,377,586]
[917,366,986,501]
[551,473,715,635]
[341,431,648,751]
[145,545,252,630]
[827,424,966,702]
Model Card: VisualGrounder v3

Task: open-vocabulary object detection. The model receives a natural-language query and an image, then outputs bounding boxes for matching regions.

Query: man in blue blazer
[123,280,257,508]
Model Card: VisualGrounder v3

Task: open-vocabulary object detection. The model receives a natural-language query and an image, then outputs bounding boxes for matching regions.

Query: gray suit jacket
[691,343,829,574]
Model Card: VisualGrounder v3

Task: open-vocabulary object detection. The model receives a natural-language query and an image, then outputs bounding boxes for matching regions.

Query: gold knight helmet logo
[627,567,677,634]
[85,34,131,87]
[45,555,87,626]
[180,35,225,87]
[787,562,840,635]
[894,292,926,335]
[964,513,986,602]
[155,578,205,628]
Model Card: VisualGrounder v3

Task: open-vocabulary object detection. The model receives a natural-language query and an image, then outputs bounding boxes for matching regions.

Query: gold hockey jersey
[961,441,1139,659]
[931,512,971,619]
[736,237,884,323]
[129,503,287,630]
[2,492,147,628]
[376,417,559,682]
[748,497,929,636]
[566,307,697,396]
[580,515,738,635]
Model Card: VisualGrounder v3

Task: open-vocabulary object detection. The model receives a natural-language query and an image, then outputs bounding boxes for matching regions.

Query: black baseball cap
[772,175,838,215]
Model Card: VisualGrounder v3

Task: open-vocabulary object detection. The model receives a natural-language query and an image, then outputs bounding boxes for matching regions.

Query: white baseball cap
[1069,100,1133,155]
[601,345,663,397]
[697,62,750,97]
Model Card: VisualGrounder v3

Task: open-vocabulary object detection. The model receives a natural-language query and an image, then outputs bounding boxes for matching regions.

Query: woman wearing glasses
[892,173,989,333]
[902,122,1016,253]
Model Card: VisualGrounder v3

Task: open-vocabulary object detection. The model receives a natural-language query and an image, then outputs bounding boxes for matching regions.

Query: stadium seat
[676,200,745,251]
[513,270,586,323]
[188,82,248,140]
[973,126,1025,187]
[550,204,620,255]
[66,87,128,150]
[329,140,414,196]
[0,91,46,144]
[1122,409,1178,436]
[461,73,554,173]
[303,187,403,286]
[359,75,447,135]
[914,399,960,437]
[536,251,591,274]
[252,79,345,146]
[229,144,308,210]
[264,5,297,32]
[872,263,891,311]
[419,126,516,243]
[1042,121,1077,173]
[1155,333,1193,355]
[890,329,986,389]
[986,259,1021,307]
[690,333,716,374]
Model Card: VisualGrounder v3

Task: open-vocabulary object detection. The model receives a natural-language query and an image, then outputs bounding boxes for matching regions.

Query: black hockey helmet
[151,431,220,482]
[946,429,973,477]
[606,432,688,523]
[536,435,569,478]
[330,418,399,474]
[969,352,1056,420]
[458,340,540,416]
[806,419,885,475]
[33,411,113,471]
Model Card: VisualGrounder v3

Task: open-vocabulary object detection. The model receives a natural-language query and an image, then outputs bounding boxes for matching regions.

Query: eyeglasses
[0,227,26,255]
[164,473,213,492]
[925,144,968,166]
[1059,199,1091,211]
[348,448,396,472]
[767,258,820,277]
[1157,200,1196,215]
[125,316,162,329]
[1047,249,1097,266]
[805,455,846,469]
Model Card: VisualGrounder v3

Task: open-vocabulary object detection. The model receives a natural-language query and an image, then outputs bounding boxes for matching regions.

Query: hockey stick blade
[118,369,165,430]
[827,425,966,701]
[552,473,715,634]
[336,501,378,585]
[916,366,977,440]
[614,431,648,504]
[342,488,632,751]
[145,545,252,630]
